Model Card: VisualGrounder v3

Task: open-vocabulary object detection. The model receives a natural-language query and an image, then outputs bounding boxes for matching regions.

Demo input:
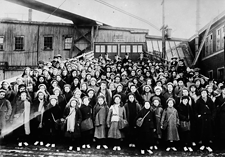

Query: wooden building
[189,11,225,81]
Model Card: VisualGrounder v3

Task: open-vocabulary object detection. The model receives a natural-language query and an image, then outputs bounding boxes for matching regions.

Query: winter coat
[194,97,216,141]
[161,107,180,141]
[63,106,82,138]
[0,98,12,130]
[136,108,156,144]
[107,104,127,139]
[152,106,163,139]
[215,94,225,140]
[93,103,109,139]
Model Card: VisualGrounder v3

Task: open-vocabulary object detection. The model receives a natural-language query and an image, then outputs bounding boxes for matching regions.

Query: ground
[0,144,224,157]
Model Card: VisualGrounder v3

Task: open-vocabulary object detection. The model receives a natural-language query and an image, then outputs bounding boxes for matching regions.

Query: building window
[95,45,106,53]
[0,36,3,50]
[208,70,213,80]
[64,36,72,50]
[205,34,213,57]
[121,45,131,53]
[216,25,224,51]
[15,36,24,50]
[133,45,143,53]
[217,67,224,80]
[44,36,53,50]
[107,45,117,53]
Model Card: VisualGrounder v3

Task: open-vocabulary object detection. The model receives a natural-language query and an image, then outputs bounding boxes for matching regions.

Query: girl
[195,88,215,152]
[63,98,82,151]
[136,101,156,155]
[93,95,109,149]
[177,96,194,152]
[161,98,180,151]
[80,96,93,149]
[151,96,163,149]
[42,95,62,148]
[124,93,141,148]
[13,91,31,147]
[107,94,127,151]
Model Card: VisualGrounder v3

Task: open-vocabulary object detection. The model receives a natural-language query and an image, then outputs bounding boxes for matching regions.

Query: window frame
[63,35,73,50]
[0,36,4,51]
[217,67,224,80]
[14,36,25,51]
[208,70,213,80]
[216,25,224,51]
[43,36,53,51]
[132,44,143,53]
[106,44,118,53]
[120,44,131,53]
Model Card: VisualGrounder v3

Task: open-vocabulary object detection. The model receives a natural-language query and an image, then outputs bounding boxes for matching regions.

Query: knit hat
[64,84,71,89]
[181,96,189,101]
[113,94,121,100]
[49,95,58,101]
[38,84,47,90]
[154,86,162,92]
[166,97,176,104]
[152,96,161,102]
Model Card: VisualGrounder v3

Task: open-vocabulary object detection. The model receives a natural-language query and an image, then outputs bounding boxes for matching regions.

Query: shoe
[154,145,158,150]
[147,149,153,154]
[141,150,145,154]
[82,145,86,149]
[206,147,213,152]
[69,146,73,151]
[86,144,91,149]
[200,145,205,151]
[23,142,29,146]
[150,146,153,150]
[45,143,50,147]
[117,146,121,151]
[18,142,22,147]
[77,147,81,151]
[184,147,188,151]
[103,145,108,149]
[40,141,44,146]
[188,147,193,152]
[171,147,177,151]
[51,144,55,148]
[192,142,196,146]
[34,141,39,146]
[166,147,170,151]
[129,144,132,148]
[132,144,136,148]
[96,145,101,149]
[113,146,117,151]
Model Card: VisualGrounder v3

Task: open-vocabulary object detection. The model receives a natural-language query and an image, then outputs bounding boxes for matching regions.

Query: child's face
[114,97,121,104]
[70,100,77,108]
[98,98,104,105]
[144,102,150,109]
[153,100,160,107]
[128,95,135,102]
[83,98,90,106]
[167,100,174,107]
[50,99,57,106]
[182,99,188,105]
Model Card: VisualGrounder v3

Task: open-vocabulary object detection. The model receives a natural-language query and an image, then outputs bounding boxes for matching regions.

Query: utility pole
[195,0,200,59]
[162,0,166,59]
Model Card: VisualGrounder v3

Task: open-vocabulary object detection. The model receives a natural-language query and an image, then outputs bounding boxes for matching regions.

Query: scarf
[67,107,76,132]
[38,100,45,128]
[111,104,120,122]
[24,100,30,135]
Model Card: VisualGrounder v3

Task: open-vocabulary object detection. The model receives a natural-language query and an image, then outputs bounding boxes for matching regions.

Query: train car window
[15,36,24,51]
[0,36,3,50]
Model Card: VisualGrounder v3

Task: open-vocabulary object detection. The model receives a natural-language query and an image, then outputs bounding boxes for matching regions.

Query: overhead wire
[42,0,67,22]
[94,0,160,31]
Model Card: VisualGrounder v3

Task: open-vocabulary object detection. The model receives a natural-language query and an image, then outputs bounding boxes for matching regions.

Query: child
[107,94,127,151]
[161,98,180,151]
[93,95,109,149]
[80,96,93,149]
[136,101,156,155]
[151,96,163,150]
[177,96,194,152]
[63,98,82,151]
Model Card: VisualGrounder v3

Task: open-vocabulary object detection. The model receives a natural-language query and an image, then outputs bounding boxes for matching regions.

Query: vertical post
[224,36,225,80]
[162,0,166,59]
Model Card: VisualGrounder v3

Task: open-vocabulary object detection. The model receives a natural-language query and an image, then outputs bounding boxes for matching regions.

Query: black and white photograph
[0,0,225,156]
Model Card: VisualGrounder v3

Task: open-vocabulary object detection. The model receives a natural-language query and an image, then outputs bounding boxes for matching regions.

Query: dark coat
[0,98,12,130]
[194,97,216,141]
[63,106,82,138]
[215,94,225,140]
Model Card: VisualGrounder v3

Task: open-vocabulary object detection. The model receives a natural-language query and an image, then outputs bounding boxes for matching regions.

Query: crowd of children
[0,53,224,155]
